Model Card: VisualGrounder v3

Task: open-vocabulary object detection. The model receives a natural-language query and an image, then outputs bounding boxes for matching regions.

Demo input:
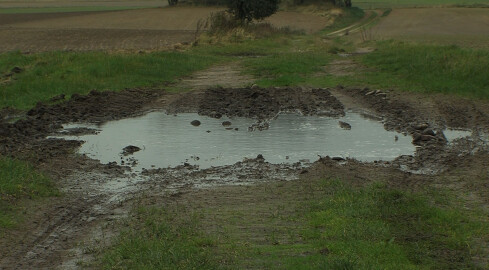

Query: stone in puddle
[122,145,141,156]
[222,121,232,127]
[191,120,201,126]
[339,121,351,130]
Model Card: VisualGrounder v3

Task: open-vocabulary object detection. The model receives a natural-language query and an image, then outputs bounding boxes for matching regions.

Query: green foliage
[100,207,224,270]
[0,51,222,110]
[227,0,280,22]
[0,156,58,228]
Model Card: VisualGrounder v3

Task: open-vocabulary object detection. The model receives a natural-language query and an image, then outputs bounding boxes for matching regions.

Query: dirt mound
[168,86,345,119]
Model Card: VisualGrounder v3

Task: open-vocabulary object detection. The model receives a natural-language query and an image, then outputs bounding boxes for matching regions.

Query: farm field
[1,1,489,269]
[0,7,330,52]
[372,7,489,47]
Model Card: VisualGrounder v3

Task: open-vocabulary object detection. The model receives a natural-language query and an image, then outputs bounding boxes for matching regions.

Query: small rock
[11,66,23,73]
[222,121,232,126]
[395,135,399,141]
[49,94,65,102]
[365,91,375,96]
[332,157,345,161]
[414,123,429,130]
[422,129,436,136]
[319,248,330,255]
[234,128,239,131]
[122,145,141,156]
[190,120,201,126]
[256,154,264,160]
[339,121,351,130]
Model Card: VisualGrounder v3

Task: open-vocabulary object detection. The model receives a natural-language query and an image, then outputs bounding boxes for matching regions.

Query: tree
[227,0,280,23]
[168,0,178,6]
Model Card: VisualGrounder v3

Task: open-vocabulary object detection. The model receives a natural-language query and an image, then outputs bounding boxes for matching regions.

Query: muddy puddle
[54,111,415,171]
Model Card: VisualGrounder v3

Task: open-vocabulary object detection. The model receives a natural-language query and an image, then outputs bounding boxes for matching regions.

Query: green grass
[0,156,59,228]
[316,41,489,99]
[0,51,223,109]
[100,207,226,270]
[0,6,147,14]
[97,179,489,269]
[353,0,489,9]
[244,52,332,86]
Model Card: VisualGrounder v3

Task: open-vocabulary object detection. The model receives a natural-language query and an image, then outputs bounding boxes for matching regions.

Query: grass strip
[359,41,489,98]
[0,51,222,110]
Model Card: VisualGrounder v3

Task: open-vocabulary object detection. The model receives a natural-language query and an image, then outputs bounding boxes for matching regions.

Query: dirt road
[372,8,489,47]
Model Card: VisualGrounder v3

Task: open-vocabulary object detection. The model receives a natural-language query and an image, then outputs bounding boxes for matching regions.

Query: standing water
[56,111,415,171]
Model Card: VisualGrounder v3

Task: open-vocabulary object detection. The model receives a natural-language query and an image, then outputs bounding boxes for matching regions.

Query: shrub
[227,0,280,23]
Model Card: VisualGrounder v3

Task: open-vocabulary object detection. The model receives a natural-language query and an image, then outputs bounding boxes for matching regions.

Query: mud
[1,84,489,268]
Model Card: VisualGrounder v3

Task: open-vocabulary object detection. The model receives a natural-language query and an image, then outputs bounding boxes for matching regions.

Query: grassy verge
[0,156,59,228]
[306,41,489,99]
[0,51,223,110]
[97,178,489,269]
[353,0,488,9]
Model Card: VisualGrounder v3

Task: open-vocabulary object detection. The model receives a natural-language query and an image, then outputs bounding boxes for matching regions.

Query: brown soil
[1,62,489,268]
[372,8,489,47]
[0,7,331,52]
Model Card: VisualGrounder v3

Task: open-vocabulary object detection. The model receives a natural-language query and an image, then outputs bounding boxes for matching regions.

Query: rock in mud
[222,121,232,126]
[49,94,65,102]
[122,145,141,156]
[422,129,436,136]
[414,123,429,130]
[11,66,23,74]
[190,120,201,126]
[339,121,351,130]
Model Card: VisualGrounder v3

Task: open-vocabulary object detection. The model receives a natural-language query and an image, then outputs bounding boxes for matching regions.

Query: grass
[97,179,489,269]
[0,156,59,228]
[305,41,489,99]
[0,51,223,109]
[353,0,489,9]
[100,206,226,270]
[244,51,332,86]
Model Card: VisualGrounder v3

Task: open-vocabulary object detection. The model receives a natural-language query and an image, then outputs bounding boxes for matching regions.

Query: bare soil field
[1,62,489,267]
[0,0,166,9]
[0,7,330,52]
[372,8,489,47]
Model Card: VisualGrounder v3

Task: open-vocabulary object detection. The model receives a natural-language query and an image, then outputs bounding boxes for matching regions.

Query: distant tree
[227,0,280,23]
[168,0,178,6]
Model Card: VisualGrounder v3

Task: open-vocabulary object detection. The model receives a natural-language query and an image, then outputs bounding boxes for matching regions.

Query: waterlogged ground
[56,112,415,171]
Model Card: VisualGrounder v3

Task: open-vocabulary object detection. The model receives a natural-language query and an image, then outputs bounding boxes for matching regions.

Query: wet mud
[1,85,489,268]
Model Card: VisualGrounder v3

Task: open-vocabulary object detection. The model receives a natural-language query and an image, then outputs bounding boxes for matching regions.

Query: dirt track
[0,7,330,52]
[372,8,489,47]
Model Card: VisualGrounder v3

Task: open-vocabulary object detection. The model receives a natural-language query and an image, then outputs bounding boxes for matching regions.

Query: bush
[228,0,280,23]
